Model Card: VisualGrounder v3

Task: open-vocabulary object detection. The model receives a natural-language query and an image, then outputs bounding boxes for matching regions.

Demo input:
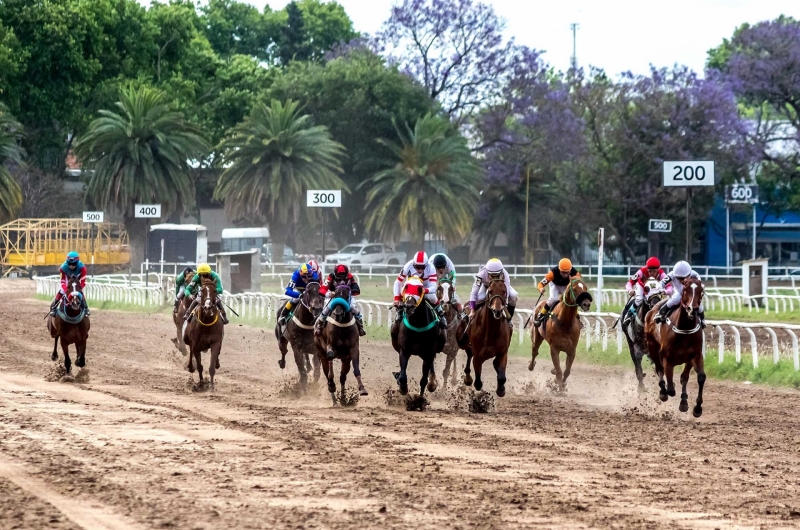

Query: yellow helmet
[197,263,212,274]
[558,258,573,272]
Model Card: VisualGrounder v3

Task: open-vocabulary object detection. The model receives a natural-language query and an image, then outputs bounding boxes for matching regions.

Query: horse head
[302,281,324,316]
[566,278,593,311]
[200,279,217,319]
[486,279,507,320]
[643,278,664,308]
[681,277,704,318]
[436,280,454,309]
[330,285,352,321]
[65,277,83,311]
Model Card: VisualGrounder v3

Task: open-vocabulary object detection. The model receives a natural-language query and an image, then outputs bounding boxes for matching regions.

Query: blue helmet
[66,251,80,265]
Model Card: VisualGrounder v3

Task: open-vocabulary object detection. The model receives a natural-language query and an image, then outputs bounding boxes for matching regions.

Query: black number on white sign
[139,206,157,216]
[672,165,706,181]
[312,193,335,204]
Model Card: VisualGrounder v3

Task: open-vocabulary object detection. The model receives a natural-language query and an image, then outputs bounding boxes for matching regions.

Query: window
[364,245,382,254]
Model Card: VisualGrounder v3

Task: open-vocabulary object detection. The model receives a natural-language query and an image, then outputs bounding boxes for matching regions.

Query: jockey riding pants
[546,284,566,305]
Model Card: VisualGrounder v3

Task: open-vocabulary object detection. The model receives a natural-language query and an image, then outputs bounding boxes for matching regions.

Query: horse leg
[473,354,484,392]
[427,355,438,393]
[195,348,204,384]
[550,348,564,392]
[61,340,71,374]
[397,352,410,395]
[352,346,367,396]
[339,357,351,402]
[443,354,453,390]
[75,342,86,368]
[528,328,544,372]
[632,344,646,393]
[304,353,312,373]
[563,348,576,388]
[291,343,308,392]
[312,352,321,383]
[187,344,196,373]
[693,357,706,418]
[463,347,473,387]
[209,342,221,391]
[678,363,691,413]
[493,353,508,397]
[277,334,288,370]
[657,356,668,402]
[420,355,433,397]
[665,362,676,397]
[51,336,59,362]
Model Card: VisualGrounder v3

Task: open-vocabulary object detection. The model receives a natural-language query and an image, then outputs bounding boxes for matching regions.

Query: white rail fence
[34,276,800,371]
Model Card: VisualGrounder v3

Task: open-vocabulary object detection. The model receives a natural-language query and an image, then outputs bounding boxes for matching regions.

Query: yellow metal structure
[0,218,130,276]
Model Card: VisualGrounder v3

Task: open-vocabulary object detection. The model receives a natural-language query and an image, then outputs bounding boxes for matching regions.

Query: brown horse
[183,278,225,389]
[436,280,461,389]
[277,281,324,391]
[172,292,192,356]
[528,278,593,391]
[314,285,367,405]
[46,276,90,374]
[644,277,706,417]
[456,279,512,396]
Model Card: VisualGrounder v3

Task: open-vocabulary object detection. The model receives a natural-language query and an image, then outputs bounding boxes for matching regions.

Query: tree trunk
[269,218,290,265]
[125,215,149,273]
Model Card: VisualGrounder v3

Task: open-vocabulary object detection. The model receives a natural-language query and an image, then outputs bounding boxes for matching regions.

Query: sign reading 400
[306,190,342,208]
[662,160,715,187]
[134,204,162,218]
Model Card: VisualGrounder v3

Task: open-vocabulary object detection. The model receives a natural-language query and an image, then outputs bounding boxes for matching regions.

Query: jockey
[172,266,196,314]
[307,259,321,278]
[315,264,365,337]
[468,258,518,327]
[624,256,673,314]
[534,258,580,327]
[183,263,229,324]
[430,253,464,320]
[393,251,447,329]
[655,260,706,328]
[277,262,321,326]
[49,251,90,317]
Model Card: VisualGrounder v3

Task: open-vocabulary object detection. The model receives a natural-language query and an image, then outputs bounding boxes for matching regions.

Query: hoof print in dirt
[44,363,67,383]
[384,388,408,407]
[469,390,495,413]
[405,393,429,412]
[191,380,210,393]
[276,379,305,399]
[338,389,360,408]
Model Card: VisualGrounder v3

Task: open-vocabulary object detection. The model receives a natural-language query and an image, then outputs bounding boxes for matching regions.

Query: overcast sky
[254,0,800,76]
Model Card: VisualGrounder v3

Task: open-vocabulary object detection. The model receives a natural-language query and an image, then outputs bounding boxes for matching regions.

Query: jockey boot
[435,304,447,329]
[278,302,294,326]
[184,300,198,322]
[173,297,181,314]
[355,314,366,337]
[534,303,551,328]
[49,299,59,317]
[314,317,326,336]
[81,298,91,317]
[654,303,671,324]
[698,310,706,329]
[216,300,229,325]
[507,304,516,329]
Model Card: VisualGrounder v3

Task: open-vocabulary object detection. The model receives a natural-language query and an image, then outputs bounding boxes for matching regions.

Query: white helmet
[486,258,504,275]
[412,251,428,267]
[673,261,691,278]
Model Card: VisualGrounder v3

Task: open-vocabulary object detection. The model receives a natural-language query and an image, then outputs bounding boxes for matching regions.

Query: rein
[402,302,438,332]
[194,307,219,327]
[560,278,582,307]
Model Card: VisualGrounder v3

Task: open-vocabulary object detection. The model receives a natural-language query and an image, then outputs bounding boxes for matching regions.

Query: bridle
[300,281,322,317]
[561,278,583,307]
[196,285,219,326]
[486,278,507,320]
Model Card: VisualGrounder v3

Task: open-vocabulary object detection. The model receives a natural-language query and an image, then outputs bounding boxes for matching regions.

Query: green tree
[74,86,210,267]
[278,1,312,65]
[200,0,277,60]
[271,0,357,65]
[264,48,435,242]
[0,103,24,222]
[213,99,346,260]
[361,113,480,249]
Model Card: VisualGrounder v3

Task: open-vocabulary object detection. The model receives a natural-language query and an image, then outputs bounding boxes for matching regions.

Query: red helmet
[307,260,320,273]
[413,251,428,268]
[646,257,660,269]
[335,264,349,279]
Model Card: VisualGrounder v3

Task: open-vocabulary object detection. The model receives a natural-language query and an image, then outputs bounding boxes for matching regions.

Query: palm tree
[75,86,210,267]
[361,113,481,250]
[0,104,24,223]
[213,99,346,261]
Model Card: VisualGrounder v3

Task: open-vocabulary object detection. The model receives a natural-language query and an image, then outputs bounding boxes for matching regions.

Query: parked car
[327,243,406,267]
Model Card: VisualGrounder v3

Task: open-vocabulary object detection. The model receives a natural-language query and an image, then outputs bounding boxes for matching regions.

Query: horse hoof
[496,387,506,398]
[359,388,369,396]
[692,406,702,418]
[464,375,473,387]
[667,388,676,397]
[637,383,647,395]
[76,358,85,368]
[278,359,286,369]
[474,381,483,392]
[51,353,58,362]
[679,400,689,413]
[398,382,408,396]
[550,368,557,375]
[427,381,438,393]
[327,381,336,393]
[527,360,535,372]
[188,365,196,374]
[659,391,668,402]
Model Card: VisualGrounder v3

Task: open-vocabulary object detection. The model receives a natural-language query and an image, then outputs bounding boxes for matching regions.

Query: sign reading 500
[306,190,342,208]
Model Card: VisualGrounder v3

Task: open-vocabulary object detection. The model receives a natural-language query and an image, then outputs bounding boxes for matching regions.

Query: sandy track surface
[1,280,800,529]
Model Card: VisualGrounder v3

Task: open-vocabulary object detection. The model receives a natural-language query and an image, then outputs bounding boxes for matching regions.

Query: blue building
[705,198,800,267]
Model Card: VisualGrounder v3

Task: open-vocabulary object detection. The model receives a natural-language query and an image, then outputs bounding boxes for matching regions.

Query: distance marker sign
[306,190,342,207]
[649,219,672,233]
[662,161,715,187]
[134,204,161,218]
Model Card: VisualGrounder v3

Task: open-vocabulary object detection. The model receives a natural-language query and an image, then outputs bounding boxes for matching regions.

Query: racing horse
[644,277,706,417]
[46,276,90,374]
[276,281,324,392]
[456,278,512,396]
[436,279,461,389]
[620,278,667,393]
[183,277,225,389]
[391,278,445,397]
[313,284,367,404]
[172,290,193,356]
[528,278,593,391]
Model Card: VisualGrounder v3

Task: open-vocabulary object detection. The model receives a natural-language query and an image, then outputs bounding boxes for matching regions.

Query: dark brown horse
[620,278,666,393]
[528,278,593,391]
[436,279,461,389]
[183,278,225,389]
[644,277,706,417]
[46,276,90,374]
[314,285,367,405]
[456,279,512,396]
[391,278,445,397]
[277,281,324,391]
[172,292,192,356]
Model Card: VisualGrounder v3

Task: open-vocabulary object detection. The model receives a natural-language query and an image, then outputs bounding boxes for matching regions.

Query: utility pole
[570,23,579,70]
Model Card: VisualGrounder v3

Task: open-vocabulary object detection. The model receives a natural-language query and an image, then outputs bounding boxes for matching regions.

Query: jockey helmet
[66,251,80,265]
[485,258,504,280]
[183,266,195,276]
[672,261,691,278]
[646,257,661,269]
[197,263,212,275]
[432,254,447,269]
[307,260,320,274]
[299,263,311,278]
[334,264,349,280]
[558,258,572,272]
[412,251,428,268]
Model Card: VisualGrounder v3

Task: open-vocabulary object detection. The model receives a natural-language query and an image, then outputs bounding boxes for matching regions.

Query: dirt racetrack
[2,280,800,529]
